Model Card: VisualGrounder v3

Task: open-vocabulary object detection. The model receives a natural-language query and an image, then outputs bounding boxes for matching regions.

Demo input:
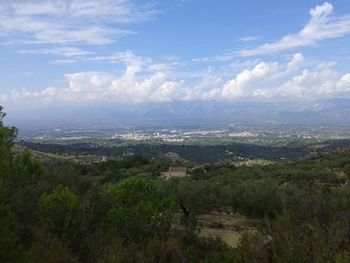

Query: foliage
[0,181,27,263]
[106,178,178,243]
[38,185,79,240]
[3,105,350,262]
[0,106,17,178]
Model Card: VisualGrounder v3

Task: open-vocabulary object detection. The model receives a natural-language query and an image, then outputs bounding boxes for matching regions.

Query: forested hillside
[21,138,350,164]
[2,106,350,263]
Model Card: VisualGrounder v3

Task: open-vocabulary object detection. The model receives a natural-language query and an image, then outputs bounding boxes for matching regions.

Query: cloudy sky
[1,0,350,110]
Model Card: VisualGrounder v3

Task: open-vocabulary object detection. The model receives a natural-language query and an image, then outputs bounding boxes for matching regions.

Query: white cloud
[88,51,151,66]
[286,53,304,73]
[19,47,92,57]
[3,53,350,107]
[0,0,157,45]
[238,36,262,42]
[336,73,350,92]
[276,68,340,99]
[180,67,223,101]
[87,51,183,74]
[222,62,278,98]
[52,59,77,64]
[236,2,350,56]
[3,59,184,105]
[271,68,350,100]
[310,2,333,18]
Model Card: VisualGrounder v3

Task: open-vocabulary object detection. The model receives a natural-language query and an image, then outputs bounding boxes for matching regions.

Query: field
[197,212,258,247]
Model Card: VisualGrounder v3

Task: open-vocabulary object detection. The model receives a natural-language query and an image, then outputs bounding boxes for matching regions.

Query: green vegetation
[2,105,350,262]
[106,178,177,243]
[21,138,350,164]
[38,185,79,240]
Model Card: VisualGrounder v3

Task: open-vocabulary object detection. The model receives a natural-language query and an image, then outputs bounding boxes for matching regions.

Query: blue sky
[1,0,350,110]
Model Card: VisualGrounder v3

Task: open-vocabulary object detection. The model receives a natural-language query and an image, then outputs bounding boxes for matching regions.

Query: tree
[38,185,79,240]
[12,150,44,187]
[106,178,177,243]
[0,107,27,262]
[0,106,17,178]
[0,181,27,263]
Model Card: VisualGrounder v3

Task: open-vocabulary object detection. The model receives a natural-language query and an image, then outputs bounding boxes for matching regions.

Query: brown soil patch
[197,212,259,248]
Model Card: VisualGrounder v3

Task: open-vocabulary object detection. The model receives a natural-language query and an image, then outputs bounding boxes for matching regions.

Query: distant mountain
[5,98,350,129]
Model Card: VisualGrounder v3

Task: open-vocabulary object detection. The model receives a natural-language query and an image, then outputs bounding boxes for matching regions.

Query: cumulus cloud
[286,53,304,73]
[3,60,184,105]
[276,68,339,99]
[336,73,350,92]
[221,62,278,98]
[269,68,350,100]
[236,2,350,56]
[3,52,350,107]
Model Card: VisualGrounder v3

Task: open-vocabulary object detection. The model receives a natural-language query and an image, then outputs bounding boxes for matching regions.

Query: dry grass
[199,227,242,247]
[196,212,259,248]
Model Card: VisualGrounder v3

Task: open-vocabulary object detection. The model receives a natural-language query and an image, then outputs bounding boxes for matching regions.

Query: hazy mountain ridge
[6,98,350,129]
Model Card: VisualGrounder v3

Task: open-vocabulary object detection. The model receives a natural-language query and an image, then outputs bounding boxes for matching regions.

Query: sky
[1,0,350,111]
